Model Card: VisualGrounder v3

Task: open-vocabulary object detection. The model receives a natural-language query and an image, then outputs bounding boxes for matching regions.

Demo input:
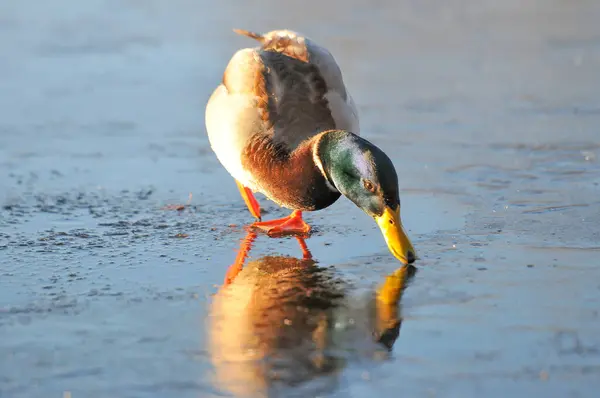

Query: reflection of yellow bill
[375,265,411,347]
[377,265,410,304]
[375,206,416,265]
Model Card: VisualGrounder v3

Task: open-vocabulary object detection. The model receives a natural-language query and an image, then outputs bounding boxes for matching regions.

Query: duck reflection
[208,231,416,397]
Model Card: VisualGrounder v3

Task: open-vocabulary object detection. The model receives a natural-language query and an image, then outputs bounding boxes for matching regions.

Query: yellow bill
[375,206,416,265]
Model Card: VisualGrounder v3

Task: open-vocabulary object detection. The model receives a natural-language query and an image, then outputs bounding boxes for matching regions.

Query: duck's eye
[363,179,376,193]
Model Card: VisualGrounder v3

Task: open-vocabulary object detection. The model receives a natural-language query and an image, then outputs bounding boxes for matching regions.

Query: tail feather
[233,29,264,43]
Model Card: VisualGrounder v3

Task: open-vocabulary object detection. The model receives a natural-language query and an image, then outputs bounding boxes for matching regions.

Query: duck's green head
[317,130,416,265]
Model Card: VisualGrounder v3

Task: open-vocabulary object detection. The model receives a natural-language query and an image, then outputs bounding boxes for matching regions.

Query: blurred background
[1,0,599,397]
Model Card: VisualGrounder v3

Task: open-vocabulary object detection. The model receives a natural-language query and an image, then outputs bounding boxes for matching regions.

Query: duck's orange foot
[251,210,311,237]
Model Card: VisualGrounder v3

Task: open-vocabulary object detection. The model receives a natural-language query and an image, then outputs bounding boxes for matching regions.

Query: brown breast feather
[242,134,340,211]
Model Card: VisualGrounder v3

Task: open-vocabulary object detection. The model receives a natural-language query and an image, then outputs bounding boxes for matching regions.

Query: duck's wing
[205,28,359,186]
[236,29,360,146]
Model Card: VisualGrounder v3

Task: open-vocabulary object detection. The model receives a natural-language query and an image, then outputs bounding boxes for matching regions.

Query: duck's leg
[251,210,311,237]
[235,181,310,236]
[236,180,261,221]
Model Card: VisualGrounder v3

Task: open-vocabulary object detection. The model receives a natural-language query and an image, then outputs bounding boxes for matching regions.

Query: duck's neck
[241,133,340,211]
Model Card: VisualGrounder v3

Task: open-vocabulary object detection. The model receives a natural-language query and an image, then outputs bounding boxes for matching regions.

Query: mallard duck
[206,28,416,264]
